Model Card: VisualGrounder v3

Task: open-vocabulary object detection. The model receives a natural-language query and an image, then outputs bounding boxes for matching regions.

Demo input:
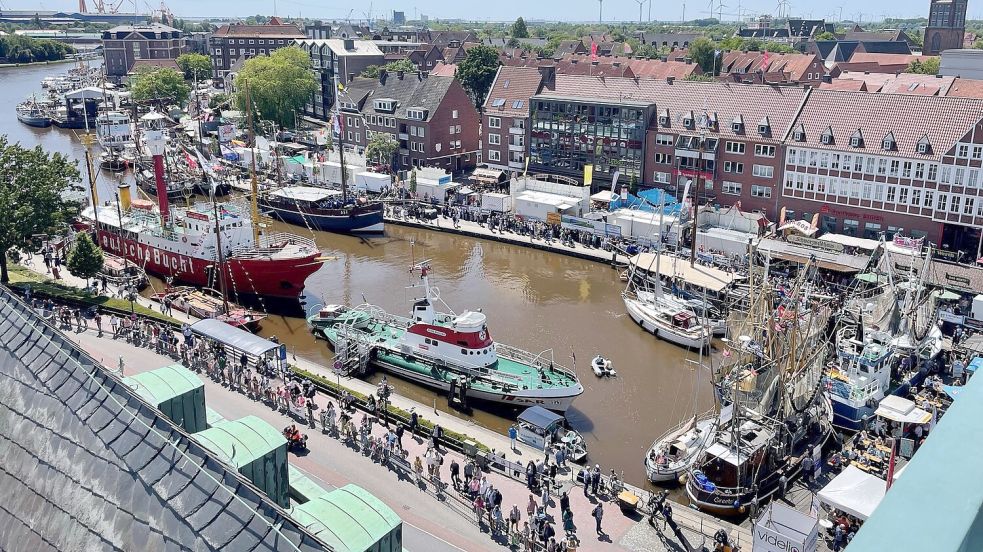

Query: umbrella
[854,272,884,284]
[932,289,961,301]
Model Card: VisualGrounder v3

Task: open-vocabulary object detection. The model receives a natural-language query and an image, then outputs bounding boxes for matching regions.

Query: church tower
[923,0,968,55]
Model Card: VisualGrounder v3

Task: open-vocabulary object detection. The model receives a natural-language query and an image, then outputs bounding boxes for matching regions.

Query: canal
[2,61,718,486]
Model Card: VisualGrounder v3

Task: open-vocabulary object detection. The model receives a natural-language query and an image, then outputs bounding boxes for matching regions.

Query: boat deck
[323,319,578,392]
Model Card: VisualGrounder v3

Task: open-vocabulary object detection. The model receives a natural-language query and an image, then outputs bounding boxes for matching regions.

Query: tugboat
[313,262,584,412]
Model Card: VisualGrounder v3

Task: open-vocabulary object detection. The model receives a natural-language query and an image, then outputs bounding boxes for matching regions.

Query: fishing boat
[134,164,194,199]
[827,325,894,430]
[151,286,266,331]
[314,262,584,412]
[258,186,385,234]
[686,255,834,516]
[516,406,588,463]
[16,98,52,128]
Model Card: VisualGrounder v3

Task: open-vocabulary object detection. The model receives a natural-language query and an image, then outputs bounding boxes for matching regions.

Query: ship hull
[625,297,709,349]
[95,230,321,299]
[830,395,876,431]
[17,114,51,128]
[260,198,385,234]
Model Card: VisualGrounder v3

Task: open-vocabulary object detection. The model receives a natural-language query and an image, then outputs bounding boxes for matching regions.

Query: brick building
[924,0,968,55]
[718,51,827,88]
[101,23,187,78]
[339,72,480,172]
[781,90,983,249]
[482,66,549,172]
[209,18,305,84]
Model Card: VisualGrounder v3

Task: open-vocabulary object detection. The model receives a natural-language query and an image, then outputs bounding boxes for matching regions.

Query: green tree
[208,92,230,110]
[365,132,398,168]
[409,169,417,195]
[689,37,717,75]
[628,172,639,196]
[235,46,318,128]
[457,45,501,107]
[907,57,940,75]
[815,31,837,41]
[130,67,191,105]
[507,37,521,48]
[0,138,80,283]
[512,17,529,38]
[361,58,418,78]
[66,232,104,286]
[176,53,212,80]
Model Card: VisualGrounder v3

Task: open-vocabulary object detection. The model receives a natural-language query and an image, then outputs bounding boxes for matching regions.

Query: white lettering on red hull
[100,231,195,275]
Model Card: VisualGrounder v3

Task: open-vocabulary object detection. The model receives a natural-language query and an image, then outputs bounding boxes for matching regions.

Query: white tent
[817,465,886,520]
[875,395,932,424]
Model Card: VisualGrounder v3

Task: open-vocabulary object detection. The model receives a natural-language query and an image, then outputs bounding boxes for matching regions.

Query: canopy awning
[471,167,504,183]
[517,406,564,430]
[875,395,932,424]
[932,289,961,301]
[190,319,280,357]
[457,186,475,195]
[590,190,618,203]
[817,465,886,520]
[855,272,887,284]
[819,233,882,251]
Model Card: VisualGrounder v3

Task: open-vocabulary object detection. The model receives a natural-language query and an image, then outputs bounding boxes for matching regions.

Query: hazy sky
[37,0,953,24]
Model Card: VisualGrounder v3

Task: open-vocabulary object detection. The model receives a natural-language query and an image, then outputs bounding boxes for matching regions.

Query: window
[820,153,829,168]
[798,149,807,165]
[653,171,670,183]
[974,146,983,159]
[865,157,875,174]
[258,39,265,44]
[969,170,979,188]
[722,181,742,196]
[951,195,961,213]
[862,182,872,199]
[928,164,938,181]
[854,156,863,172]
[653,153,672,164]
[958,144,969,157]
[890,160,900,177]
[912,189,922,206]
[864,222,882,239]
[723,161,743,174]
[410,126,417,137]
[915,163,925,179]
[843,219,859,236]
[752,164,773,178]
[787,148,797,163]
[452,109,459,119]
[793,129,805,141]
[887,186,897,202]
[937,193,948,211]
[965,196,975,215]
[449,125,456,134]
[488,133,501,145]
[488,150,501,161]
[882,137,895,150]
[850,135,862,148]
[877,159,887,175]
[751,185,771,198]
[406,109,426,120]
[248,39,255,44]
[725,141,745,154]
[488,117,501,128]
[832,154,840,170]
[917,142,930,154]
[902,162,912,178]
[417,127,425,137]
[656,134,673,146]
[456,125,461,134]
[924,190,934,208]
[809,151,817,167]
[754,144,776,157]
[898,187,908,204]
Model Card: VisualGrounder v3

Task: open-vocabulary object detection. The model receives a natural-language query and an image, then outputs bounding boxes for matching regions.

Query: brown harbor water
[2,61,718,486]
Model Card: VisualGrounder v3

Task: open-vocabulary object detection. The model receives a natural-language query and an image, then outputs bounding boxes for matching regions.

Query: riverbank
[0,56,88,70]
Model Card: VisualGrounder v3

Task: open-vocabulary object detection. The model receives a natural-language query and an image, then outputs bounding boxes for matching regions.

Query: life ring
[182,236,188,243]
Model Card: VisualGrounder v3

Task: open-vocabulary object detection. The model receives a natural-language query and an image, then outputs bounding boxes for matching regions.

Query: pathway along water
[3,61,717,486]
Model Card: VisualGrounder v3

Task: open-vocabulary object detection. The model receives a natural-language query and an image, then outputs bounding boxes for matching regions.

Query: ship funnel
[118,183,131,211]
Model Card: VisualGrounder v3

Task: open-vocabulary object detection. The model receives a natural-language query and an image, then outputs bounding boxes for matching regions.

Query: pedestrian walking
[450,458,461,490]
[832,524,844,551]
[592,503,605,536]
[94,311,103,337]
[802,456,814,486]
[559,491,570,514]
[591,464,601,495]
[473,495,486,526]
[509,424,518,451]
[509,504,521,534]
[432,423,443,451]
[540,485,550,510]
[526,460,537,489]
[410,411,419,437]
[522,521,532,552]
[562,508,575,536]
[492,504,504,537]
[395,424,404,450]
[526,494,537,518]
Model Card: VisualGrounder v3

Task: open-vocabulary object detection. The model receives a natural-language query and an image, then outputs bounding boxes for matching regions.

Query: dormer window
[406,108,428,120]
[792,124,805,142]
[683,111,694,129]
[732,115,744,133]
[374,99,397,112]
[882,132,896,151]
[758,116,771,136]
[820,126,834,145]
[658,108,670,127]
[916,135,932,154]
[850,129,864,148]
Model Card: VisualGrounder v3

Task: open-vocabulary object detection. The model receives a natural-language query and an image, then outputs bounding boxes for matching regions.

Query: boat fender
[677,473,687,485]
[865,398,878,409]
[182,236,188,243]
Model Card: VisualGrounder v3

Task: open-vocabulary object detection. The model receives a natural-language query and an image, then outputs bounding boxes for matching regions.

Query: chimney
[343,38,355,51]
[822,74,832,83]
[538,65,556,88]
[667,76,675,84]
[397,70,404,79]
[612,61,621,67]
[379,69,387,84]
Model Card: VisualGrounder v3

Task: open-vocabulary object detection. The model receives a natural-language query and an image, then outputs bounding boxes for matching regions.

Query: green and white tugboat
[310,262,584,412]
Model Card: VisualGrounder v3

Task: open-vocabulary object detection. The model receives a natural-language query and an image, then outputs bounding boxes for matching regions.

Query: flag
[583,164,593,186]
[885,439,898,491]
[332,114,342,138]
[762,50,770,69]
[610,170,621,192]
[184,151,198,169]
[591,41,598,60]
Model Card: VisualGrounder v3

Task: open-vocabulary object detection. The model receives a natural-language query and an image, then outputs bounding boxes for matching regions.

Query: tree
[512,17,529,39]
[130,67,191,106]
[361,58,417,78]
[0,138,80,283]
[365,132,398,168]
[66,232,104,286]
[409,169,417,196]
[176,53,212,81]
[907,57,940,75]
[628,172,639,196]
[457,45,501,107]
[689,37,717,75]
[507,37,521,48]
[235,46,318,128]
[815,31,837,41]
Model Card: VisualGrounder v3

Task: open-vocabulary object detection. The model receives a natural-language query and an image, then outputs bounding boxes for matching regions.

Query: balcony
[508,161,525,169]
[399,148,409,155]
[509,127,525,135]
[398,132,409,140]
[509,143,524,152]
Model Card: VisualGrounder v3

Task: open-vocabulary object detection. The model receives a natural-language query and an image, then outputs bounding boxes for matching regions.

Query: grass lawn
[6,264,179,325]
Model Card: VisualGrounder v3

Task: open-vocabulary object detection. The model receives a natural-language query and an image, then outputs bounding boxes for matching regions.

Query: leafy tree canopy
[67,232,104,285]
[365,132,398,166]
[512,17,529,39]
[906,57,940,75]
[360,58,418,78]
[457,45,501,107]
[176,53,212,80]
[130,67,191,106]
[235,46,318,128]
[0,137,81,283]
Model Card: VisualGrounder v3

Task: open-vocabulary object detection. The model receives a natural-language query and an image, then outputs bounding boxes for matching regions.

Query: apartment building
[482,66,550,172]
[209,18,305,83]
[338,71,480,172]
[297,38,385,120]
[101,23,187,78]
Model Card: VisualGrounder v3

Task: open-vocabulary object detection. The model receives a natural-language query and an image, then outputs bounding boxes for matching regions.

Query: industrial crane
[78,0,128,13]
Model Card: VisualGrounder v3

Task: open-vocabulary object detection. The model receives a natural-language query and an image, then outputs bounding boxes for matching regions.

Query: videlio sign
[755,526,804,552]
[752,504,818,552]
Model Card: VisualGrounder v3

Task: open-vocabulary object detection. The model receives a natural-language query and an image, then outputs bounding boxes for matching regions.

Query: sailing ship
[311,262,584,412]
[151,286,266,331]
[685,255,834,516]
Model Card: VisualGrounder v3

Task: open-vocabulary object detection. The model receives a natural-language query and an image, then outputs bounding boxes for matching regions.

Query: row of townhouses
[481,65,983,251]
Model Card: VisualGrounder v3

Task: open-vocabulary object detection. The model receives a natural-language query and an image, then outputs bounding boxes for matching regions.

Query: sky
[34,0,956,25]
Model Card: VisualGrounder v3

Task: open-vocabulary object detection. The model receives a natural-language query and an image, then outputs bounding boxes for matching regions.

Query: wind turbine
[635,0,645,22]
[598,0,603,22]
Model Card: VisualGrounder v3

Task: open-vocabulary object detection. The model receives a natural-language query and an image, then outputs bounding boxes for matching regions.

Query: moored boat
[259,186,384,234]
[644,407,727,483]
[16,98,52,128]
[151,286,266,331]
[314,263,584,412]
[623,290,711,349]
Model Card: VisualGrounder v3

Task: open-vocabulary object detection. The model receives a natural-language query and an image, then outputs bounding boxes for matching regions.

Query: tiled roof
[818,79,867,91]
[499,54,699,80]
[830,72,955,95]
[429,61,457,77]
[213,21,304,38]
[483,65,545,116]
[847,52,926,65]
[946,77,983,98]
[721,51,822,82]
[538,75,809,143]
[856,41,913,55]
[833,61,911,74]
[788,89,983,159]
[344,73,455,121]
[0,288,330,552]
[626,57,701,78]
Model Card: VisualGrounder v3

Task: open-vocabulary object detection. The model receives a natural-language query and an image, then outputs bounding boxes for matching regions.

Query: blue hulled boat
[258,186,384,234]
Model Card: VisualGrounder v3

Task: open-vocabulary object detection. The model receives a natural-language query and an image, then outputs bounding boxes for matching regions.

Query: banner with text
[560,215,622,237]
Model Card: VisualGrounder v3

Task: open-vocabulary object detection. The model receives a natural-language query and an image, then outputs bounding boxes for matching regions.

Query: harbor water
[2,61,718,486]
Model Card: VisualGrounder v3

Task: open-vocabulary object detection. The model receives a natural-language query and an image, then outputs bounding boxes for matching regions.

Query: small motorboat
[591,355,617,377]
[516,406,588,463]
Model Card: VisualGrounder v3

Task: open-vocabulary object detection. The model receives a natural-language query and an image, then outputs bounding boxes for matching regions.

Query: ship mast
[244,80,260,246]
[211,192,230,310]
[332,73,349,202]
